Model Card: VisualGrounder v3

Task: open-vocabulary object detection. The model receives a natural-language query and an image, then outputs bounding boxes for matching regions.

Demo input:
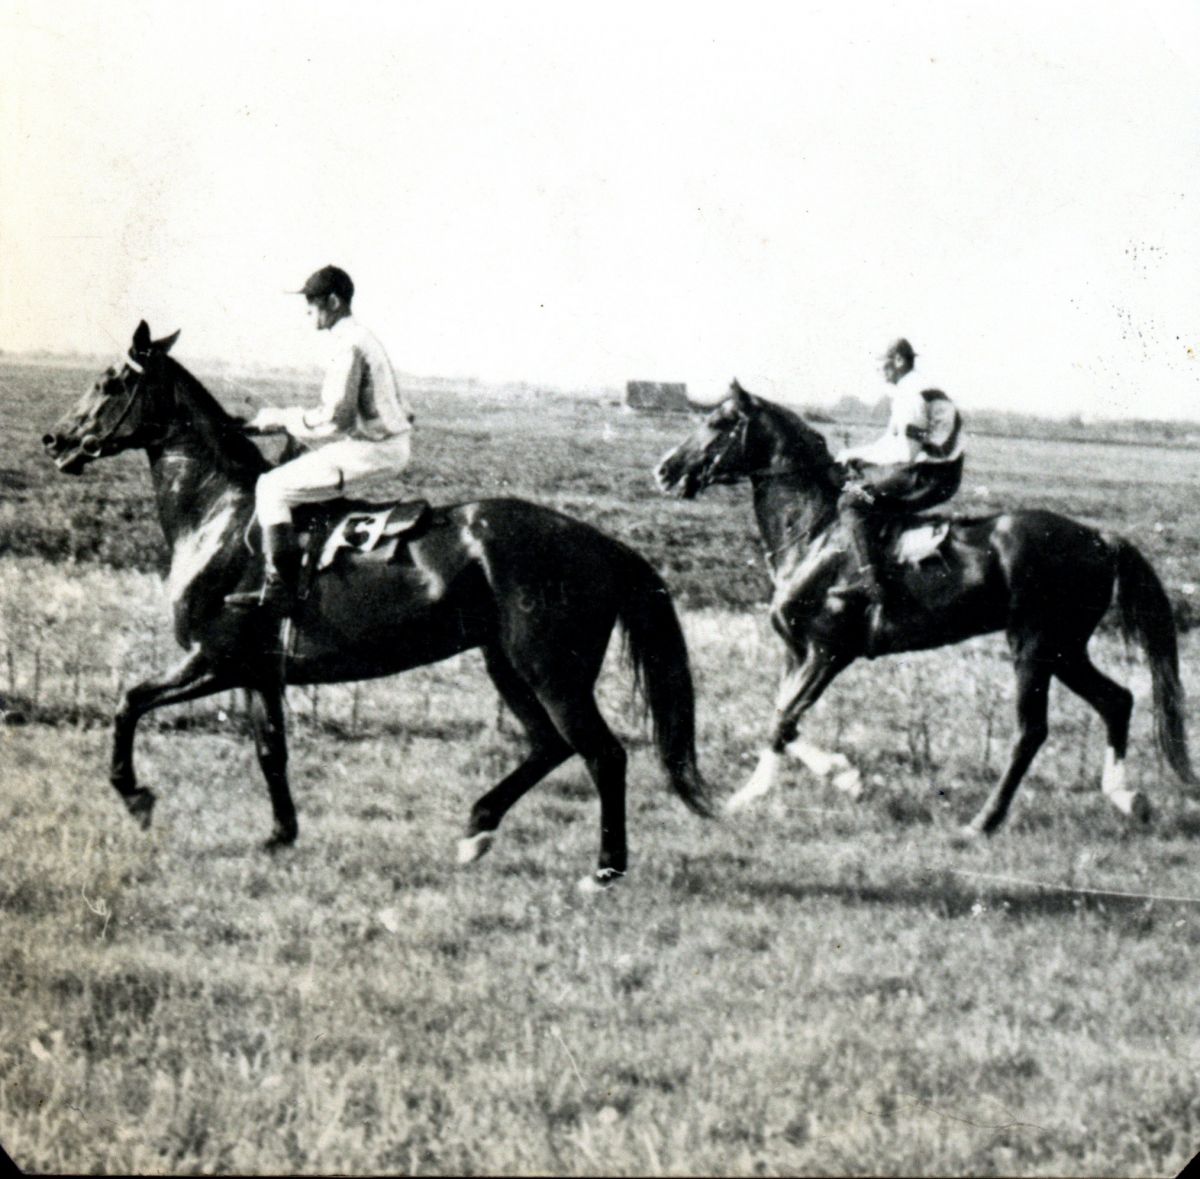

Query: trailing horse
[42,323,710,889]
[655,379,1194,835]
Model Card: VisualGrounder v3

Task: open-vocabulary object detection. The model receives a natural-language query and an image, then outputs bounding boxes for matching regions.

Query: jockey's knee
[255,473,295,528]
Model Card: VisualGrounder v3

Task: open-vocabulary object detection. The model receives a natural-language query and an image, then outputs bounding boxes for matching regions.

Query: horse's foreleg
[245,680,298,850]
[785,737,864,799]
[964,653,1051,837]
[728,647,852,812]
[111,649,232,828]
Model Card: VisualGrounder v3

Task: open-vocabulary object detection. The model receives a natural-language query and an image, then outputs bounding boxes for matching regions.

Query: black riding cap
[296,265,354,303]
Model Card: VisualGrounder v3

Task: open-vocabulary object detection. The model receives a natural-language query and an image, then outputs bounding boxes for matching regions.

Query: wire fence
[0,560,514,739]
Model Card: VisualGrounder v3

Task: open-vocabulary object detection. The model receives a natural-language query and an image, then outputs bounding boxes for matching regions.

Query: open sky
[3,0,1199,418]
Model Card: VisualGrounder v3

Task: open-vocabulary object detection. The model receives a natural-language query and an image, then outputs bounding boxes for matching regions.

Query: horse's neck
[148,440,253,550]
[751,471,837,570]
[146,368,260,550]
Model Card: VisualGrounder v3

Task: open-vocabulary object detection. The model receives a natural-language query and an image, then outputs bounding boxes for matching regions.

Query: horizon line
[5,348,1199,430]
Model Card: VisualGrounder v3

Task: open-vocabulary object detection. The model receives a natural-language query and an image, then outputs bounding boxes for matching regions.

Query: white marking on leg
[785,737,864,799]
[1101,746,1126,797]
[576,869,624,895]
[456,831,494,865]
[1101,746,1150,820]
[726,749,782,812]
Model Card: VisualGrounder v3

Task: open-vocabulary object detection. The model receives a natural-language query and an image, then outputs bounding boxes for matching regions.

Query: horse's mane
[753,396,839,485]
[166,359,270,482]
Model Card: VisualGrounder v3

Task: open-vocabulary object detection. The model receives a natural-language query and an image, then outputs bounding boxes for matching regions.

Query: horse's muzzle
[653,458,696,499]
[43,431,97,474]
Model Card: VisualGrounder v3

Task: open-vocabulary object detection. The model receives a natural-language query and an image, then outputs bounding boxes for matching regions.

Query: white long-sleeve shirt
[838,379,964,466]
[281,316,414,444]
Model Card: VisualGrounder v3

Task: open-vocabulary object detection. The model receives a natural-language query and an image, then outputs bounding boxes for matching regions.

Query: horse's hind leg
[531,683,629,891]
[964,641,1052,836]
[457,646,571,866]
[1055,652,1147,821]
[111,649,232,829]
[245,679,299,850]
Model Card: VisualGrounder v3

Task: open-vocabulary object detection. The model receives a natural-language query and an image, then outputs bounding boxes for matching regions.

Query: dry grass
[3,556,1200,1174]
[6,360,1200,1173]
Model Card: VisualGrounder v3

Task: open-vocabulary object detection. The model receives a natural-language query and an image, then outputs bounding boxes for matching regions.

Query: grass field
[4,357,1200,1174]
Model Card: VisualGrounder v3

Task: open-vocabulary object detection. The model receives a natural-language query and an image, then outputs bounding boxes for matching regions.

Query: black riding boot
[831,505,886,605]
[225,523,298,612]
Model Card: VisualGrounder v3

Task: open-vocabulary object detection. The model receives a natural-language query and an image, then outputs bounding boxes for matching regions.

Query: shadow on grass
[669,860,1174,922]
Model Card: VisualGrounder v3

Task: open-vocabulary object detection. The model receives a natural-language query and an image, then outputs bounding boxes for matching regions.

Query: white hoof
[725,782,768,813]
[577,868,624,895]
[785,739,862,798]
[1108,789,1151,823]
[950,823,984,848]
[457,832,494,865]
[832,767,864,799]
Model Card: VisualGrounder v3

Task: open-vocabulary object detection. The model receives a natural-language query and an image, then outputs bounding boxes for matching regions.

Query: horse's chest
[773,534,835,605]
[166,499,239,612]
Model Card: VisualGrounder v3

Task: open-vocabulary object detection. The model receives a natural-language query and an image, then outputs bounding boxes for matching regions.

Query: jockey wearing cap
[832,338,965,607]
[226,265,414,612]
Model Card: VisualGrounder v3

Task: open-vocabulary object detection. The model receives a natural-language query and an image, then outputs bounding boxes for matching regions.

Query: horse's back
[438,497,639,590]
[966,508,1118,630]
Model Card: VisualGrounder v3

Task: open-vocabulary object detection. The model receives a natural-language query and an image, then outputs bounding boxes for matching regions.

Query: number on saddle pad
[316,500,431,570]
[890,519,951,567]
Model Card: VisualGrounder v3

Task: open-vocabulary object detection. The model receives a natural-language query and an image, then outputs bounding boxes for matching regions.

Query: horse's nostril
[41,433,58,450]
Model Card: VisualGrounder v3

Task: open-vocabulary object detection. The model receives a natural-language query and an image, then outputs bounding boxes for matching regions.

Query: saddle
[290,498,432,600]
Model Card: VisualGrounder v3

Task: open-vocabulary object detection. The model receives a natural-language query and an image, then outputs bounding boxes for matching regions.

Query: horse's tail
[1113,537,1197,784]
[613,549,713,817]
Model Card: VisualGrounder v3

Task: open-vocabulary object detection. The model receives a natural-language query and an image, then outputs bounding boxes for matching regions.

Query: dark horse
[655,380,1195,835]
[42,323,710,888]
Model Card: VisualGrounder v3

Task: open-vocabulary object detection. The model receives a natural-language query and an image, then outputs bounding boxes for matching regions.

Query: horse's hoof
[1107,788,1152,824]
[124,788,156,831]
[725,786,766,814]
[457,832,494,865]
[262,829,297,853]
[577,868,625,895]
[949,823,985,849]
[832,767,864,799]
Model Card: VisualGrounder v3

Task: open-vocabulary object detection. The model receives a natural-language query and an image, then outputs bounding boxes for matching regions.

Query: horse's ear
[730,378,752,411]
[131,321,151,353]
[153,329,181,354]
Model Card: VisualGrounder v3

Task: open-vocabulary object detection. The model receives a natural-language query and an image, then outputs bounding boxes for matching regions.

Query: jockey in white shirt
[832,338,965,605]
[227,265,414,612]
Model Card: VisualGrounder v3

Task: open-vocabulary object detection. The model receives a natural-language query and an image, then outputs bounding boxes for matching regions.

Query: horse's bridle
[700,413,818,489]
[699,414,752,487]
[82,353,169,455]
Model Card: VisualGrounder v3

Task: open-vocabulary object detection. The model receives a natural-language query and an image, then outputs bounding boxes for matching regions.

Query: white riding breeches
[255,433,412,526]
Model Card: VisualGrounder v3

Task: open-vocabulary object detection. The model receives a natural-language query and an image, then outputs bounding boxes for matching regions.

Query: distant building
[624,380,691,413]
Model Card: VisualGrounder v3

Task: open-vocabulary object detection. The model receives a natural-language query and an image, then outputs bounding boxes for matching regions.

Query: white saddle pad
[892,520,951,567]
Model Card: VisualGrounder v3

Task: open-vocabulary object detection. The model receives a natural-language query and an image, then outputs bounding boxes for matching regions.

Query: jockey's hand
[839,482,876,509]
